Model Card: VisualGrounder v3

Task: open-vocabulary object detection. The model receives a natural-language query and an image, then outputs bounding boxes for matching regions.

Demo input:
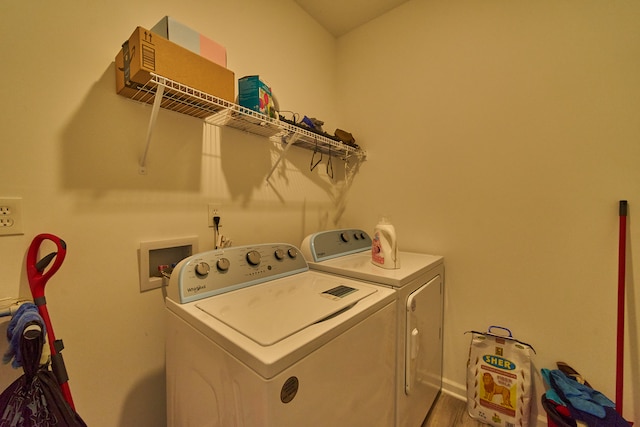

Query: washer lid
[308,251,443,288]
[196,273,376,346]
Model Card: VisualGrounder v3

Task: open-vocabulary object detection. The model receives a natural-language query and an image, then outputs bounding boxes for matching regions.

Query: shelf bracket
[265,133,299,182]
[139,83,166,175]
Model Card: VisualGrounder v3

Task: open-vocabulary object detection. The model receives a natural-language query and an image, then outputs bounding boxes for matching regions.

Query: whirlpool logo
[483,355,515,370]
[187,285,206,293]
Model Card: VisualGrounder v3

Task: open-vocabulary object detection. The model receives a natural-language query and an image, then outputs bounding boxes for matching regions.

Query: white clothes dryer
[165,243,397,427]
[301,229,444,427]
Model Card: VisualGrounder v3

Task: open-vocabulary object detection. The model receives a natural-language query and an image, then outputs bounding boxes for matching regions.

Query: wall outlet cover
[0,197,23,236]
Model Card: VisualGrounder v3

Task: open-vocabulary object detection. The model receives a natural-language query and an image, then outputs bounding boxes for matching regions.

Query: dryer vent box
[139,237,198,292]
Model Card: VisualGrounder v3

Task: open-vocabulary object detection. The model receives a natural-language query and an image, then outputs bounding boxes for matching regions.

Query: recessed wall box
[139,237,198,292]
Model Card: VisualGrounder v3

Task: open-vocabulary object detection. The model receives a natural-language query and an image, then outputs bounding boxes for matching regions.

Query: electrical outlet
[0,198,23,236]
[208,204,221,227]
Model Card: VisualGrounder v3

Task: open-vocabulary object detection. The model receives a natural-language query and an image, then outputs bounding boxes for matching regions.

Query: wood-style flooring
[421,393,486,427]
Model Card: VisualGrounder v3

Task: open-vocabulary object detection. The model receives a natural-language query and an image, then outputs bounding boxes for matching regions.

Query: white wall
[0,1,347,425]
[337,0,639,424]
[1,0,638,426]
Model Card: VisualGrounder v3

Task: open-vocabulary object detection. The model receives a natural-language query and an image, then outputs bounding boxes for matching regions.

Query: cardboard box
[115,26,234,103]
[238,75,277,118]
[151,16,227,68]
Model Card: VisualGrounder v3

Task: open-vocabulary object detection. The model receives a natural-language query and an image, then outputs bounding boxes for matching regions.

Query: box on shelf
[115,26,235,103]
[151,16,227,67]
[238,76,277,118]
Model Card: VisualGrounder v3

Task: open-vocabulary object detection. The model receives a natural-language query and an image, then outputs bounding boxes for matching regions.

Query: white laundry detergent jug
[371,217,400,269]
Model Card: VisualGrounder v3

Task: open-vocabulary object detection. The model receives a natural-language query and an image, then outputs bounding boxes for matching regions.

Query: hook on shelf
[310,137,323,171]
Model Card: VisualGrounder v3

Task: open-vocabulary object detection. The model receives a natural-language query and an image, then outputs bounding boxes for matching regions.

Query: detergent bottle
[371,217,399,269]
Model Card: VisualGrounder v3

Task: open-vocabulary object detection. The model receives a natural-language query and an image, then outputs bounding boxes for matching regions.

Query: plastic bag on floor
[466,326,535,427]
[0,308,86,427]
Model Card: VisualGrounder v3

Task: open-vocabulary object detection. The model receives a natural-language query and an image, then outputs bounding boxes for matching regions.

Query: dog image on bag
[482,372,513,407]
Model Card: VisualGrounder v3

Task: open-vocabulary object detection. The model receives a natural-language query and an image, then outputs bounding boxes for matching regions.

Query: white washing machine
[165,243,397,427]
[301,229,444,427]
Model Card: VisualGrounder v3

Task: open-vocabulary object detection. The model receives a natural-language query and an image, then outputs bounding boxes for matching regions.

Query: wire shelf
[126,74,366,177]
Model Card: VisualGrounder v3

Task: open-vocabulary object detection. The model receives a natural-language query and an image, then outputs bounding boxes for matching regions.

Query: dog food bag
[466,326,535,427]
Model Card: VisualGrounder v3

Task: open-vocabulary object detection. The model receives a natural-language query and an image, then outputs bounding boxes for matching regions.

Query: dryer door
[405,275,443,398]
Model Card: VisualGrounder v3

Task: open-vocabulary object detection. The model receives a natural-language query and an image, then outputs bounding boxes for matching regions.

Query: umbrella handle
[26,234,75,411]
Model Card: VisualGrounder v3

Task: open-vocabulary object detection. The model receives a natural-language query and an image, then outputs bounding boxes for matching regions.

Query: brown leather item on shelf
[334,128,357,147]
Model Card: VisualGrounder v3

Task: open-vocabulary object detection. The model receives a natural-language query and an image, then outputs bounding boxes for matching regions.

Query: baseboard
[441,377,466,400]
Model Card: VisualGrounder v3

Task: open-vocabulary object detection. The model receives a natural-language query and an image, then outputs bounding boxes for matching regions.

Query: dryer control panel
[301,229,372,262]
[168,243,308,303]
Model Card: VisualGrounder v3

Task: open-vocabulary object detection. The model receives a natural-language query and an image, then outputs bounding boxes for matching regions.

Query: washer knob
[216,258,230,272]
[246,250,261,266]
[340,232,350,242]
[274,249,286,260]
[287,248,298,259]
[195,262,210,277]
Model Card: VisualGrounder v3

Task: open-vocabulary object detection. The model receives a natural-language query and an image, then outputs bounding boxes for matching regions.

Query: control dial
[274,248,286,260]
[216,258,230,272]
[288,248,298,259]
[195,262,210,277]
[340,232,350,242]
[246,250,262,266]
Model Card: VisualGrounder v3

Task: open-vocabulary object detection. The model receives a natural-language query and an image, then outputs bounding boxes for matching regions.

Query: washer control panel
[168,243,308,303]
[301,229,372,262]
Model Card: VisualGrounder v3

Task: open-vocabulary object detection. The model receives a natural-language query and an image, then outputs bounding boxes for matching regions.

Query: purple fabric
[3,303,46,369]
